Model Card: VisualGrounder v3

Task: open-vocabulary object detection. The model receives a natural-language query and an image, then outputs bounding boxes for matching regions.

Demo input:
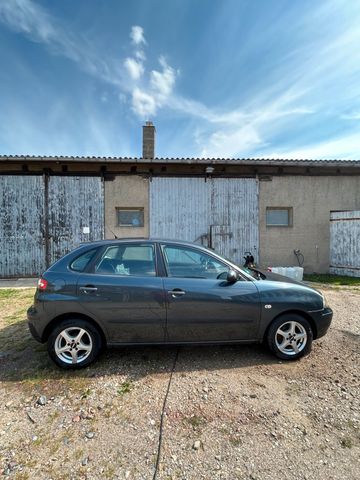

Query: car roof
[80,238,209,248]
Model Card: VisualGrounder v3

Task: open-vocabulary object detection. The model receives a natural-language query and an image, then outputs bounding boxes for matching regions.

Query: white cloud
[0,0,54,41]
[0,0,124,88]
[341,112,360,120]
[130,25,146,46]
[150,56,176,99]
[131,88,156,117]
[124,57,144,80]
[135,49,146,61]
[129,56,178,118]
[261,132,360,160]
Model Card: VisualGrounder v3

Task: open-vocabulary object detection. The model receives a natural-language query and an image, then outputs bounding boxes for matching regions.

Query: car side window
[70,248,98,272]
[163,245,229,279]
[94,244,156,276]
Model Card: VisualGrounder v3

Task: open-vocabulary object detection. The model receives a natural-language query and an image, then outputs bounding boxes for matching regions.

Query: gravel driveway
[0,286,359,480]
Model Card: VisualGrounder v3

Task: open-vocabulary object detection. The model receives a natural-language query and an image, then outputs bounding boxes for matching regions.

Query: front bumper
[309,307,333,339]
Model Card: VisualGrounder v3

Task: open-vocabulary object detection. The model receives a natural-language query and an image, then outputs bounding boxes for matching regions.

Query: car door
[77,243,166,343]
[161,243,261,342]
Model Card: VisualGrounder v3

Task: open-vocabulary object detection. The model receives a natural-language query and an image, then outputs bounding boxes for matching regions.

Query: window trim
[116,207,144,227]
[266,207,293,227]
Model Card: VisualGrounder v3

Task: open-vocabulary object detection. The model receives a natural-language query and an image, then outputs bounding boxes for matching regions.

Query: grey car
[27,239,333,369]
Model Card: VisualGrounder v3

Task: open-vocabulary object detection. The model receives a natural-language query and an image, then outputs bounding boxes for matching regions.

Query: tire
[47,319,102,369]
[267,314,313,360]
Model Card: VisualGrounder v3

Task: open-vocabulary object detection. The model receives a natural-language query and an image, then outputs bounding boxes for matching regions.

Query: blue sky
[1,0,360,159]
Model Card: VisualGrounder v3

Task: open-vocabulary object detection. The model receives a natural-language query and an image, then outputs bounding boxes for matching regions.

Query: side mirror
[226,269,238,283]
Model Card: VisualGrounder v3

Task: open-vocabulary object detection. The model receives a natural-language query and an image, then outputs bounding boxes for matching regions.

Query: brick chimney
[142,121,155,159]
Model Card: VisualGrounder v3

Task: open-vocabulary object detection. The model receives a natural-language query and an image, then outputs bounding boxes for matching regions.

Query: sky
[1,0,360,159]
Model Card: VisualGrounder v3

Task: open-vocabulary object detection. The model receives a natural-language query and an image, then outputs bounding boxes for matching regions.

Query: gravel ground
[0,286,359,480]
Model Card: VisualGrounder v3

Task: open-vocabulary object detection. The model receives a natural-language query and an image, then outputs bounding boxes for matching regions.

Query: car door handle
[168,289,186,298]
[80,286,98,294]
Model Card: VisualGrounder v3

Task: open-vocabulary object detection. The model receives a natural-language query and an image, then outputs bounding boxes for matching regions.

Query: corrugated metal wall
[330,210,360,277]
[48,176,104,264]
[0,175,46,277]
[0,175,104,277]
[150,178,259,265]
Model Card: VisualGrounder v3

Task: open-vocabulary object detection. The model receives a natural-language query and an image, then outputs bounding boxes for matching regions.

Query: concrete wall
[104,176,149,239]
[259,176,360,273]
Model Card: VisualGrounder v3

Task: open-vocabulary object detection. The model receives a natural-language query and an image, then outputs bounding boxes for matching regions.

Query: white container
[293,267,304,281]
[285,267,297,279]
[269,266,303,281]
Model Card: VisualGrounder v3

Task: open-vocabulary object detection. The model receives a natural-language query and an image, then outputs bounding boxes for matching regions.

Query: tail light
[37,278,48,291]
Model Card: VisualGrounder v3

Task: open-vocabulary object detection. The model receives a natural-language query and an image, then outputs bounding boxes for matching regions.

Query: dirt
[0,286,359,480]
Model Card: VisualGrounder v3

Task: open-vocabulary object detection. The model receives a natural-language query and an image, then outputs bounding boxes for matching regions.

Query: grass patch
[0,288,21,299]
[117,381,132,396]
[304,274,360,286]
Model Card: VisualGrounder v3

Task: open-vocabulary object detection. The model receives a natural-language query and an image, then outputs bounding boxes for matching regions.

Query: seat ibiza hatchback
[28,239,333,369]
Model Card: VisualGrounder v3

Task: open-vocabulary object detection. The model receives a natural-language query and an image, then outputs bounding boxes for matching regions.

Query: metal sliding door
[0,175,46,276]
[0,175,104,277]
[150,177,259,265]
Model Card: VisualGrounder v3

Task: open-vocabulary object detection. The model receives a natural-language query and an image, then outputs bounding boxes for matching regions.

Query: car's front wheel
[267,314,313,360]
[48,319,102,369]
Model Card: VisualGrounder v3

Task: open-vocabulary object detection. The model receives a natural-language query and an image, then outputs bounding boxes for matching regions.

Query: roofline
[1,155,360,168]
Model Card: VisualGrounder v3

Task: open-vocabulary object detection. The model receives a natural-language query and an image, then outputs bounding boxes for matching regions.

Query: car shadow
[0,318,279,384]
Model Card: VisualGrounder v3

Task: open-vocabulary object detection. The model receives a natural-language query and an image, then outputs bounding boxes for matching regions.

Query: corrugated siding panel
[330,210,360,277]
[150,178,258,265]
[0,175,46,276]
[48,176,104,263]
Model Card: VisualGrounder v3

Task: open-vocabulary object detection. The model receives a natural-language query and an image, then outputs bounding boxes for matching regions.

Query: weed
[80,388,92,399]
[186,414,206,429]
[74,448,84,460]
[117,381,132,396]
[341,437,353,448]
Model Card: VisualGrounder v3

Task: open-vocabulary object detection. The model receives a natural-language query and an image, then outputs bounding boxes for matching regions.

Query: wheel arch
[262,309,318,343]
[41,312,107,347]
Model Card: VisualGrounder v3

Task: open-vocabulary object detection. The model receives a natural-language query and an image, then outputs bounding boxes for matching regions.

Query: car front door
[77,243,166,343]
[161,244,261,342]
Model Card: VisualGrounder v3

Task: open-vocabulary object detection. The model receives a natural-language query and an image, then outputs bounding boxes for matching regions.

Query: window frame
[116,207,144,228]
[266,207,293,227]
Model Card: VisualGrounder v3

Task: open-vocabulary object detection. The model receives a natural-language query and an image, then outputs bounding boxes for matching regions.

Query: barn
[1,122,360,277]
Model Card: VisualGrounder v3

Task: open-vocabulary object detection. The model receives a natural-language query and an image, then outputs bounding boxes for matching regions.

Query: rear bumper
[27,304,46,343]
[309,307,333,339]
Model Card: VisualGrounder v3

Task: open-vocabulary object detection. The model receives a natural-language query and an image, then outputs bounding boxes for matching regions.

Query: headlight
[321,294,329,309]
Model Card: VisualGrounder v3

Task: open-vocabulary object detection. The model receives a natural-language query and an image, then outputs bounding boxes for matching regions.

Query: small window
[266,207,293,227]
[117,208,144,227]
[70,248,98,272]
[95,244,155,276]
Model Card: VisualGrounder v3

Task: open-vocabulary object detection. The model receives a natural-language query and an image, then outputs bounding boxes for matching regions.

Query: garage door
[149,177,259,265]
[0,175,104,277]
[0,176,46,277]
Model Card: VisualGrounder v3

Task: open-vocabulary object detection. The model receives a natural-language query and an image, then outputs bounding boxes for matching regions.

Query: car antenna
[109,229,119,239]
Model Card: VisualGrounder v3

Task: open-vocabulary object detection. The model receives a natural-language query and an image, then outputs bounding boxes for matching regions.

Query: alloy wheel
[275,321,307,356]
[54,327,93,365]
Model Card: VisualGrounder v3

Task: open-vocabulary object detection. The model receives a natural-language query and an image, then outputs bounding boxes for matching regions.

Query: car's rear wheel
[267,314,313,360]
[48,319,102,369]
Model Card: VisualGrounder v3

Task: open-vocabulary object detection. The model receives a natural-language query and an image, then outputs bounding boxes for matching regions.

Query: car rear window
[94,244,156,276]
[70,248,98,272]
